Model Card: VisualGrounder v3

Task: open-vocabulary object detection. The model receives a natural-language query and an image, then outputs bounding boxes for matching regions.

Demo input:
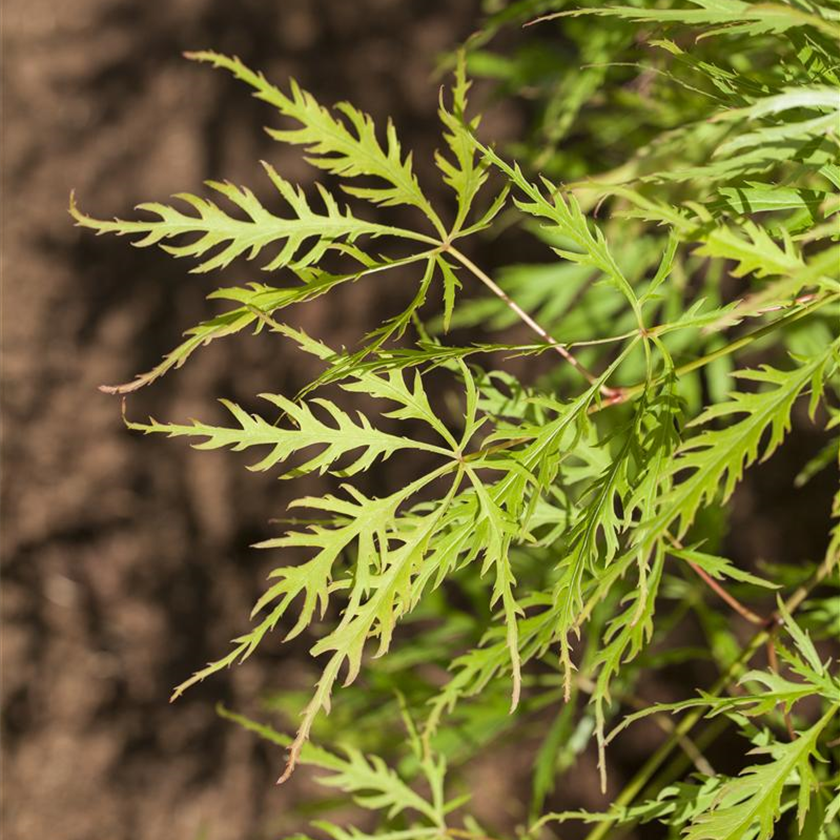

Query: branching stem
[765,635,797,740]
[444,244,619,397]
[685,560,767,625]
[599,292,840,411]
[667,534,767,626]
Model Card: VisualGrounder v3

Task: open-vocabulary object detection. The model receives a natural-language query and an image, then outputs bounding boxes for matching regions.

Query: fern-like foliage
[75,5,840,839]
[185,51,447,233]
[71,164,439,274]
[647,344,839,540]
[129,390,454,478]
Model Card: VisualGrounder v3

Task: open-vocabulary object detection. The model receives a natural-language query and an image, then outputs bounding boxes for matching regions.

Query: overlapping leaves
[72,8,840,840]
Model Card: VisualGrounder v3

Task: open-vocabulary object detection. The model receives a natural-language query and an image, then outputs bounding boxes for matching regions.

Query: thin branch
[575,675,715,778]
[667,531,767,624]
[592,291,840,412]
[445,244,620,397]
[685,559,767,625]
[766,635,797,740]
[445,829,503,840]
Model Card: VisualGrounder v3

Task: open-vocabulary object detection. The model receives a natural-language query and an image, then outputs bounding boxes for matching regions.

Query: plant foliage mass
[74,2,840,838]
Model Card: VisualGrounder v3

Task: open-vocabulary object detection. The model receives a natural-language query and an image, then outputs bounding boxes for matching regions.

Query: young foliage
[76,4,840,839]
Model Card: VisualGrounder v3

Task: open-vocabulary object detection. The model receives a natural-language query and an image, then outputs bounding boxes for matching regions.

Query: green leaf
[684,706,840,840]
[436,256,462,333]
[70,165,433,274]
[693,221,804,279]
[709,186,831,216]
[103,246,439,394]
[645,342,839,540]
[217,705,444,824]
[475,143,643,322]
[435,50,491,235]
[185,51,447,237]
[540,1,840,40]
[127,391,453,478]
[670,547,778,590]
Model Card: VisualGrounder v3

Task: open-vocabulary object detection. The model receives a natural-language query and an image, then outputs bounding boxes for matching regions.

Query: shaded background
[1,2,500,837]
[2,3,837,840]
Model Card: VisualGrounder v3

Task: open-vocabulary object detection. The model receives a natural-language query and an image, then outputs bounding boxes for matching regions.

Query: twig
[666,533,767,626]
[591,291,839,412]
[445,245,620,398]
[766,635,797,740]
[575,675,715,777]
[445,829,503,840]
[684,559,767,626]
